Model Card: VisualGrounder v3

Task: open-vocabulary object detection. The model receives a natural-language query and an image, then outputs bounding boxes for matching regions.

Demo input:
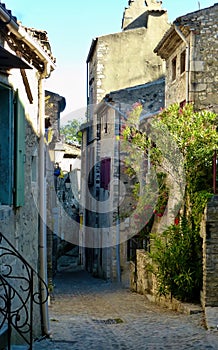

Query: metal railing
[0,232,49,349]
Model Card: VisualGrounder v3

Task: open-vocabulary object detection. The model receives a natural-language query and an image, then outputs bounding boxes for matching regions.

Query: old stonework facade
[81,0,169,282]
[154,3,218,113]
[80,1,218,331]
[129,3,218,329]
[86,0,169,107]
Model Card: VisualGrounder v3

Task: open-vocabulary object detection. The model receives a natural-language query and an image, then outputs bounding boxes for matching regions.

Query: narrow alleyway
[34,270,218,350]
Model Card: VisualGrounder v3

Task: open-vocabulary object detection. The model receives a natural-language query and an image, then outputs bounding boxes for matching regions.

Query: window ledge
[0,205,12,220]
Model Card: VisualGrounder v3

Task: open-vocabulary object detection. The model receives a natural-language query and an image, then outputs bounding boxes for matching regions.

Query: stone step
[0,324,8,350]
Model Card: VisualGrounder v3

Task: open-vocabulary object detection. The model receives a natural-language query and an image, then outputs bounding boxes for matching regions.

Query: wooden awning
[0,46,32,69]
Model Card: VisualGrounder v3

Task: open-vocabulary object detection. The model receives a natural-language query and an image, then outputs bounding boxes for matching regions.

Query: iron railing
[0,232,49,349]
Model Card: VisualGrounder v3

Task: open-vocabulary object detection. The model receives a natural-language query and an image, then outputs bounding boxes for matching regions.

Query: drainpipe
[116,104,121,283]
[174,24,190,103]
[86,62,89,112]
[38,64,52,338]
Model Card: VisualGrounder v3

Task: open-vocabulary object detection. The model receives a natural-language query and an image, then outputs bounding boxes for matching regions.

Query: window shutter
[14,90,26,207]
[0,86,13,205]
[100,158,111,190]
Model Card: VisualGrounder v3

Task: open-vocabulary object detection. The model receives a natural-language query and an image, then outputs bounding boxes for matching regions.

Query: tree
[60,119,82,145]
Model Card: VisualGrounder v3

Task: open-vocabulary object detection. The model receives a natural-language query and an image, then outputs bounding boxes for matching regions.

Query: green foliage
[149,219,202,302]
[153,172,169,217]
[121,102,218,302]
[148,103,217,301]
[152,103,218,188]
[60,119,82,145]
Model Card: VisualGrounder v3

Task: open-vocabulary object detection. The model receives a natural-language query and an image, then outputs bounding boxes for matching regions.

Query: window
[100,158,111,190]
[180,100,186,109]
[101,112,108,135]
[180,50,186,74]
[172,56,177,81]
[0,86,25,207]
[104,111,108,134]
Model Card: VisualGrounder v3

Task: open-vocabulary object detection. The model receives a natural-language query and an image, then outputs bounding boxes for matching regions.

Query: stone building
[81,0,169,282]
[0,3,56,348]
[81,77,165,282]
[45,90,66,143]
[154,3,218,113]
[87,78,165,285]
[44,90,83,285]
[86,0,169,107]
[129,3,218,329]
[48,141,82,279]
[154,3,218,315]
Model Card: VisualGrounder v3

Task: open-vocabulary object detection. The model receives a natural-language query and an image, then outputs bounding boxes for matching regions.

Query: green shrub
[149,218,202,302]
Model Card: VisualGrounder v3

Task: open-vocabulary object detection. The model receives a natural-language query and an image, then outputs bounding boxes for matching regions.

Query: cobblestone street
[34,270,218,350]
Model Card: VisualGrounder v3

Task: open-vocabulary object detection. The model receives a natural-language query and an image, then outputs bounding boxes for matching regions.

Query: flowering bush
[120,101,218,301]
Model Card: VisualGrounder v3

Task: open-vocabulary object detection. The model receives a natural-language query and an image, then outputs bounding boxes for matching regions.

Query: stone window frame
[180,50,186,75]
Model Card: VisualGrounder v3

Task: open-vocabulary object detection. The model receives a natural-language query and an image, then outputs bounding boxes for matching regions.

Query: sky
[4,0,217,123]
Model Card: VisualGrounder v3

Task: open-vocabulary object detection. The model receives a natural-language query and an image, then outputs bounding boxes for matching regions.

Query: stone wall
[130,249,154,295]
[130,196,218,324]
[201,196,218,308]
[189,4,218,113]
[130,249,203,315]
[164,4,218,114]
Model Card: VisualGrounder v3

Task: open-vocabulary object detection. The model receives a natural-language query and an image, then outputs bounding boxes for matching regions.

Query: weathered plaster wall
[0,58,41,340]
[89,11,169,106]
[122,0,166,30]
[0,81,39,269]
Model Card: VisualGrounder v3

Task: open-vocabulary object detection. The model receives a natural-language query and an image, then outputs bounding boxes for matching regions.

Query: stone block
[205,307,218,329]
[190,60,204,72]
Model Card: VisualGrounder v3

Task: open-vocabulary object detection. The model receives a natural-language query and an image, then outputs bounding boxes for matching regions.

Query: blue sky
[4,0,217,119]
